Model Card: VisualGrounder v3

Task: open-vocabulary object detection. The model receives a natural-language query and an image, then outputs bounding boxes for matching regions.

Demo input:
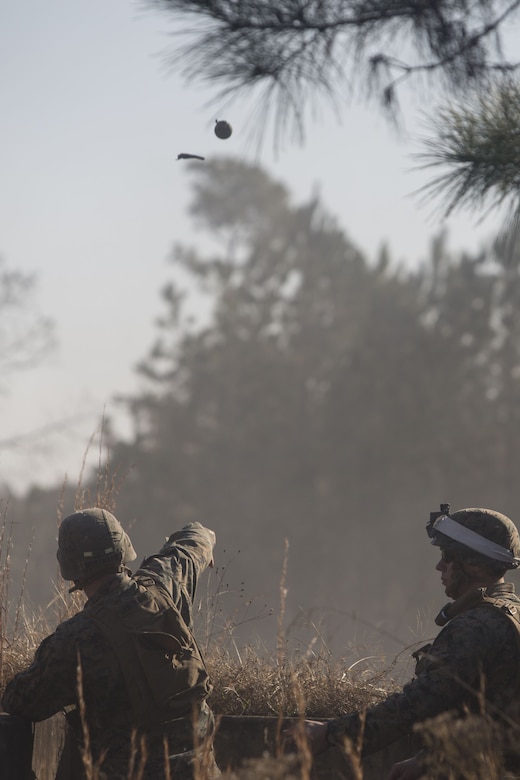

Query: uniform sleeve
[1,627,78,721]
[158,522,216,573]
[327,608,507,756]
[134,522,216,625]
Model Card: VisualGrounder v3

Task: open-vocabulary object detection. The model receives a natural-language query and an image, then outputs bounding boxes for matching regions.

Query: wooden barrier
[214,716,418,780]
[0,713,34,779]
[4,711,417,779]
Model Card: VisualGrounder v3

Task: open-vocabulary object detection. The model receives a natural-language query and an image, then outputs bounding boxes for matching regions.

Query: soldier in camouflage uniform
[1,508,220,780]
[289,505,520,779]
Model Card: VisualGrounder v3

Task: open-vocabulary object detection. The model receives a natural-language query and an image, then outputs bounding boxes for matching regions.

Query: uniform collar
[484,582,515,598]
[84,572,130,607]
[435,582,516,626]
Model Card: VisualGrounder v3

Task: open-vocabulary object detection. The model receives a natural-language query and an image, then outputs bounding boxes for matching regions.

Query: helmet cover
[57,507,137,582]
[427,505,520,569]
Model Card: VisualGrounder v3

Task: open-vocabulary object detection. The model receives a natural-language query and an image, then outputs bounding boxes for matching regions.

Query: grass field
[0,495,515,779]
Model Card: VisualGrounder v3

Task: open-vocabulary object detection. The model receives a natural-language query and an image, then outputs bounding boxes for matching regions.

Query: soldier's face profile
[436,554,458,598]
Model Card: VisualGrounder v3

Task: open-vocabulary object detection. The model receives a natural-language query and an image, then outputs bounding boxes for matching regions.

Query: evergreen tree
[103,159,509,649]
[150,0,520,143]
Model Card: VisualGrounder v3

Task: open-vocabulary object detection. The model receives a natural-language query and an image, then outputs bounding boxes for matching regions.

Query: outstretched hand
[207,529,216,567]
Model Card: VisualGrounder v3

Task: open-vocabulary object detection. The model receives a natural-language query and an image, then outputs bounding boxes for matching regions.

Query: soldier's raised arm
[134,521,217,625]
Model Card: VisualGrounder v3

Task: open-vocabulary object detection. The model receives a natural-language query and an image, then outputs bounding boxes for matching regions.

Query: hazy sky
[1,0,513,492]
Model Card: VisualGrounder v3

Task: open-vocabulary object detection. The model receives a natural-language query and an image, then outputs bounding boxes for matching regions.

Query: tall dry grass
[0,483,403,779]
[2,451,518,779]
[201,537,397,721]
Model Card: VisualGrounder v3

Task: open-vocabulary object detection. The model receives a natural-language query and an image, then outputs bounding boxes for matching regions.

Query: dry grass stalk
[337,710,365,780]
[76,650,107,780]
[277,538,290,668]
[162,735,172,780]
[416,710,505,779]
[126,731,147,780]
[206,646,390,718]
[221,752,304,780]
[0,499,13,691]
[0,498,49,692]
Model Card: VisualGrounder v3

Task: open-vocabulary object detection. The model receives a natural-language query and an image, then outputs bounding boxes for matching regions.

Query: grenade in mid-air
[215,120,232,139]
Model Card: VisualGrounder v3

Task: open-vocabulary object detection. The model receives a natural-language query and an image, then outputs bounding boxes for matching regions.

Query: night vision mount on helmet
[427,503,520,569]
[57,507,137,586]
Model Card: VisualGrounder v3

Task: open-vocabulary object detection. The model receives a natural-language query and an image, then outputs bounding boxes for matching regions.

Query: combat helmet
[427,503,520,570]
[57,507,137,585]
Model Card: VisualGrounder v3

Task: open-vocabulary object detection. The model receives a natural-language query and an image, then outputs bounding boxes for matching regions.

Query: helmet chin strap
[435,585,494,626]
[446,559,498,601]
[435,562,496,625]
[447,561,477,600]
[68,582,82,594]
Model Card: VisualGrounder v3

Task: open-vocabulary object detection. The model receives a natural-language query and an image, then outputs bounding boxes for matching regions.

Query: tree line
[5,157,520,656]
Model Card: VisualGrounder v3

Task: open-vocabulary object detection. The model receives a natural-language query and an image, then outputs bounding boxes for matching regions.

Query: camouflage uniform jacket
[327,582,520,756]
[1,522,216,779]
